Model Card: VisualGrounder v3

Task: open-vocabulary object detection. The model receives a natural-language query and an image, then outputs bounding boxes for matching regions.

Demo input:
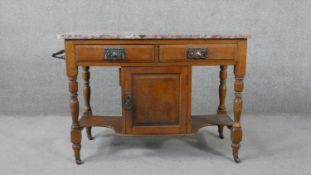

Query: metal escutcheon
[104,48,125,60]
[187,48,208,59]
[124,92,132,111]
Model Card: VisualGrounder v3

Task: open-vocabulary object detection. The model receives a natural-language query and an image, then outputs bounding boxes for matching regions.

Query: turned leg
[231,75,244,163]
[82,67,94,140]
[230,40,247,163]
[69,76,82,165]
[217,65,227,139]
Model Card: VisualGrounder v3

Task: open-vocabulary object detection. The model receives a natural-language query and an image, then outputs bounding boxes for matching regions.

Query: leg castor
[86,127,94,140]
[75,159,82,165]
[218,125,224,139]
[219,133,224,139]
[233,155,241,163]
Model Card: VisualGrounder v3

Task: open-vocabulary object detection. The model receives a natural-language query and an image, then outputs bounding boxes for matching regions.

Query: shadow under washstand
[83,127,233,162]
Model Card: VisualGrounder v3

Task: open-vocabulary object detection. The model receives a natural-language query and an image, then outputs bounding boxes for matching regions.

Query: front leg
[231,76,244,163]
[65,40,83,164]
[231,75,244,163]
[69,76,82,165]
[231,40,247,163]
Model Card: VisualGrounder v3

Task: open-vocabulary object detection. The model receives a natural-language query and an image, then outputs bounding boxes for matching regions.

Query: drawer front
[76,45,155,62]
[159,44,237,62]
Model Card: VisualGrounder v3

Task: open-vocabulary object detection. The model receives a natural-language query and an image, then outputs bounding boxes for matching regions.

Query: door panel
[133,73,180,126]
[121,66,191,135]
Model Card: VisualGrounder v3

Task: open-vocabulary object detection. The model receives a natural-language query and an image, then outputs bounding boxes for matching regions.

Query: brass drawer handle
[104,48,125,60]
[187,48,208,59]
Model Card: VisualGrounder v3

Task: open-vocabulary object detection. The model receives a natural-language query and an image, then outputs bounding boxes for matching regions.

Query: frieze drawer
[159,44,237,62]
[76,45,155,62]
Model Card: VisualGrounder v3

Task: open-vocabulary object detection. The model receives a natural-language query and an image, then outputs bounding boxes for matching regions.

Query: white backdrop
[0,0,310,116]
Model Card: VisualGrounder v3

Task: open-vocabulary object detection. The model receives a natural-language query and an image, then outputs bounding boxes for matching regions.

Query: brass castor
[219,133,224,139]
[218,125,225,139]
[87,134,94,140]
[233,156,241,163]
[75,159,82,165]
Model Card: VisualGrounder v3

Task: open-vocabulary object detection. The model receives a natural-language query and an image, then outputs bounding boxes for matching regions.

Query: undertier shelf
[80,115,122,133]
[191,114,233,133]
[79,114,233,135]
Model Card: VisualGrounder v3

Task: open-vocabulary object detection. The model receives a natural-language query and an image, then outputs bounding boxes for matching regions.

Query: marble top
[57,33,251,39]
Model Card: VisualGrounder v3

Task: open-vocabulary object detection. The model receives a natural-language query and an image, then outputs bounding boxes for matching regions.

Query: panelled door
[121,66,191,135]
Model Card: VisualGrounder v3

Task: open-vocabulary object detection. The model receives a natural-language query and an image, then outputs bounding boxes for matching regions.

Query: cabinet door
[121,66,191,135]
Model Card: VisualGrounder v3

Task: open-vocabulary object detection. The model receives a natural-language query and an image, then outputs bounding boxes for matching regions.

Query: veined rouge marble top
[57,33,251,39]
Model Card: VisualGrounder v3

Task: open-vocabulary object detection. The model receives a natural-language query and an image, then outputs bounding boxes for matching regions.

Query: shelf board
[191,114,233,133]
[79,114,233,135]
[79,115,122,134]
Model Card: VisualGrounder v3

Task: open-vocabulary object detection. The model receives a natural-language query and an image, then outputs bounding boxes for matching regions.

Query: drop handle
[187,48,208,59]
[111,52,118,58]
[104,48,125,60]
[195,51,202,57]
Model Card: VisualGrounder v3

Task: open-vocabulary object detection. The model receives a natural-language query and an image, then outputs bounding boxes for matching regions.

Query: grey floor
[0,114,310,175]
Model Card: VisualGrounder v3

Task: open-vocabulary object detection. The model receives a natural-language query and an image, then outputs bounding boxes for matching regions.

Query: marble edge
[57,33,251,39]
